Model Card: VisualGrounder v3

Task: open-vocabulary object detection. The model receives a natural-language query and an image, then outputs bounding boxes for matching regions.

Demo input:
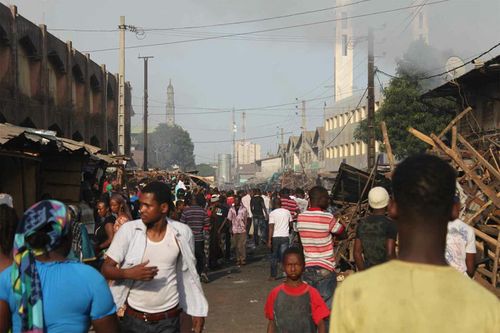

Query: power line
[324,87,368,148]
[49,0,370,34]
[84,0,450,53]
[193,132,292,144]
[376,41,500,81]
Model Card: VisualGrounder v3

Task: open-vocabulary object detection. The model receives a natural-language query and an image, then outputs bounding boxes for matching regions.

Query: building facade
[236,140,261,165]
[0,4,132,153]
[166,79,175,126]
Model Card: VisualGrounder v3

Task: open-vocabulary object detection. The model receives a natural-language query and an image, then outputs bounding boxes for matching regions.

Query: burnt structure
[0,4,132,154]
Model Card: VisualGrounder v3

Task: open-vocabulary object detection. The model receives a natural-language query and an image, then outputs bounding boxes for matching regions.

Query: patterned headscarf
[11,200,71,333]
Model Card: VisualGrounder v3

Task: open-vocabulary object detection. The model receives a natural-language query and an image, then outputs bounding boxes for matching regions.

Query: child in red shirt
[264,247,330,333]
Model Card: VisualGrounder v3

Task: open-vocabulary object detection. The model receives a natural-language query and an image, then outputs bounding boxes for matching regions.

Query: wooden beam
[438,106,473,138]
[380,121,395,171]
[465,200,493,225]
[490,148,500,173]
[451,126,457,151]
[457,133,500,180]
[474,227,499,248]
[431,134,500,207]
[408,127,435,147]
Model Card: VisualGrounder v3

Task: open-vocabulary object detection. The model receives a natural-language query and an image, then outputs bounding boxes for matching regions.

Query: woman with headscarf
[109,194,133,232]
[0,200,118,333]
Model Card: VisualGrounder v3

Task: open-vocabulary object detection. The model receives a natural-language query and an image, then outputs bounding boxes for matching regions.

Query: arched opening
[0,112,6,123]
[48,124,63,137]
[90,136,100,147]
[90,74,101,114]
[18,36,40,97]
[72,131,83,142]
[19,117,36,129]
[72,64,85,110]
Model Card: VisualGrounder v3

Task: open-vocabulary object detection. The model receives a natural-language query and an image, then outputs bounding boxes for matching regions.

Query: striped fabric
[297,208,344,271]
[180,205,210,242]
[280,198,299,221]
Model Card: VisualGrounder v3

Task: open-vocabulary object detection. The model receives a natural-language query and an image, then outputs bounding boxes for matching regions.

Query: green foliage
[196,163,216,177]
[145,123,196,170]
[354,40,456,159]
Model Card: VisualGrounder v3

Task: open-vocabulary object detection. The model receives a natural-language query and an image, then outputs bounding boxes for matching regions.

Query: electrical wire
[323,87,368,148]
[192,132,292,144]
[84,0,450,53]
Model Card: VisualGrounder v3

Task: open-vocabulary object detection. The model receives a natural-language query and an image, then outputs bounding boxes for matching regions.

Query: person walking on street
[331,154,499,333]
[251,189,268,247]
[267,198,292,280]
[102,182,208,333]
[180,192,210,283]
[354,187,397,271]
[0,200,118,333]
[297,186,345,331]
[227,196,248,266]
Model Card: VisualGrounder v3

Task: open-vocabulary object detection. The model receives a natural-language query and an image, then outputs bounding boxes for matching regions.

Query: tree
[354,40,456,159]
[196,163,216,177]
[145,124,196,170]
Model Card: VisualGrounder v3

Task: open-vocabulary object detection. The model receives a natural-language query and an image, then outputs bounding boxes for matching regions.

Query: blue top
[0,261,116,333]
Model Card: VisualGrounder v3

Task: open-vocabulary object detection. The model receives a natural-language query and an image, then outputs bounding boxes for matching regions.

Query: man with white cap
[354,186,397,271]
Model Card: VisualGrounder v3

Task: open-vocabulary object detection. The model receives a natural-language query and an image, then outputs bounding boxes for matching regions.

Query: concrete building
[0,4,133,153]
[236,140,261,165]
[255,155,282,179]
[324,90,383,172]
[166,79,175,126]
[283,136,299,171]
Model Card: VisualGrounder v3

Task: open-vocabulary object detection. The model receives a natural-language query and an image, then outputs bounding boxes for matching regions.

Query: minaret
[166,79,175,126]
[412,6,429,44]
[334,0,354,102]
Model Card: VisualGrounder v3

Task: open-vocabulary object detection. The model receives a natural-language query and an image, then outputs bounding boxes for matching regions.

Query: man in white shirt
[294,188,309,213]
[267,198,292,280]
[102,182,208,333]
[446,201,476,277]
[241,190,253,238]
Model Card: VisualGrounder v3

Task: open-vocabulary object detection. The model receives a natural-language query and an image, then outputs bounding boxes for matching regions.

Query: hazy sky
[7,0,500,164]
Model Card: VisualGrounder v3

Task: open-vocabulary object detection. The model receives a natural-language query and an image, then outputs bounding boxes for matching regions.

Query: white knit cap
[368,187,389,209]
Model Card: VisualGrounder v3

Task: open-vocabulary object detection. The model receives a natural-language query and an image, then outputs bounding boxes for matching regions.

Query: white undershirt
[269,208,292,238]
[127,226,180,312]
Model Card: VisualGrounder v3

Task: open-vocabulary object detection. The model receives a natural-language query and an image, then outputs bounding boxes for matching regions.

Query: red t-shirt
[227,196,235,206]
[264,282,330,325]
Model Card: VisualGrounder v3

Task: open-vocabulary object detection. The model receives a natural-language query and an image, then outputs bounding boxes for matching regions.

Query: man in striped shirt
[297,186,345,330]
[180,192,210,282]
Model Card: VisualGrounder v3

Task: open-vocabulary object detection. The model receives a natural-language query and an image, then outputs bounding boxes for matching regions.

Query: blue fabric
[0,261,116,333]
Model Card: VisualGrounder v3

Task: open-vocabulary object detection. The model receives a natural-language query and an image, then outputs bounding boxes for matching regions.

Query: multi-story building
[0,4,133,153]
[236,140,261,165]
[324,90,383,171]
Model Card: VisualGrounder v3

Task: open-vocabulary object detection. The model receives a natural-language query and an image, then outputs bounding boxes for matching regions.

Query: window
[342,34,348,56]
[339,146,343,158]
[345,144,350,157]
[351,143,355,156]
[361,107,366,120]
[362,142,367,155]
[333,146,338,158]
[333,116,337,129]
[341,12,348,29]
[356,142,361,155]
[376,141,380,153]
[350,111,355,124]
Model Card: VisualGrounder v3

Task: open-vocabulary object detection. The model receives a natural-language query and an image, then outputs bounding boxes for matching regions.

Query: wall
[0,4,132,154]
[256,157,281,179]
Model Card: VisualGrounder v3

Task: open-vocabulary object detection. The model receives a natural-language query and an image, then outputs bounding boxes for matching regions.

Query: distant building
[255,155,282,179]
[217,153,232,185]
[236,140,261,165]
[412,6,429,44]
[334,0,354,102]
[166,79,175,126]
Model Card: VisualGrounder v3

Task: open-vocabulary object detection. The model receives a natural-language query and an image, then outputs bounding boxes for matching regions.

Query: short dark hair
[142,181,173,206]
[392,154,456,221]
[295,188,305,196]
[280,188,290,196]
[195,192,206,207]
[308,186,328,203]
[283,247,305,265]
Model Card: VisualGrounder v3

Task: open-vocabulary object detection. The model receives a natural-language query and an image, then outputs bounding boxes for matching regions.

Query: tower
[334,0,354,102]
[411,6,429,44]
[166,79,175,126]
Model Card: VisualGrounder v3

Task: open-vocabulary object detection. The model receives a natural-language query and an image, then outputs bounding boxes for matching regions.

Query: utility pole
[367,28,376,169]
[118,16,126,155]
[139,55,153,171]
[242,112,246,142]
[301,100,306,131]
[280,128,284,146]
[232,107,237,183]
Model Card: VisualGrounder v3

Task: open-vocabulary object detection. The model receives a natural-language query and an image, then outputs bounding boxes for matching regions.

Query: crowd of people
[0,154,498,333]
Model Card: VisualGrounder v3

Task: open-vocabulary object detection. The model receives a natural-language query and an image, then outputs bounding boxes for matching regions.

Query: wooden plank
[490,148,500,173]
[457,133,500,180]
[492,231,500,286]
[408,127,436,147]
[465,200,493,225]
[380,121,395,171]
[438,106,473,138]
[431,134,500,207]
[451,126,457,151]
[474,227,500,248]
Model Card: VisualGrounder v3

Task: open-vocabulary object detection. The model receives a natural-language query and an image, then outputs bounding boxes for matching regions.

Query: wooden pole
[457,133,500,180]
[380,121,395,171]
[431,134,500,207]
[451,126,457,151]
[408,127,435,147]
[438,106,472,138]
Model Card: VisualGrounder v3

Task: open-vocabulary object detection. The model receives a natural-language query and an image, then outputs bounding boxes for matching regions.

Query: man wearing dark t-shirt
[354,187,397,270]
